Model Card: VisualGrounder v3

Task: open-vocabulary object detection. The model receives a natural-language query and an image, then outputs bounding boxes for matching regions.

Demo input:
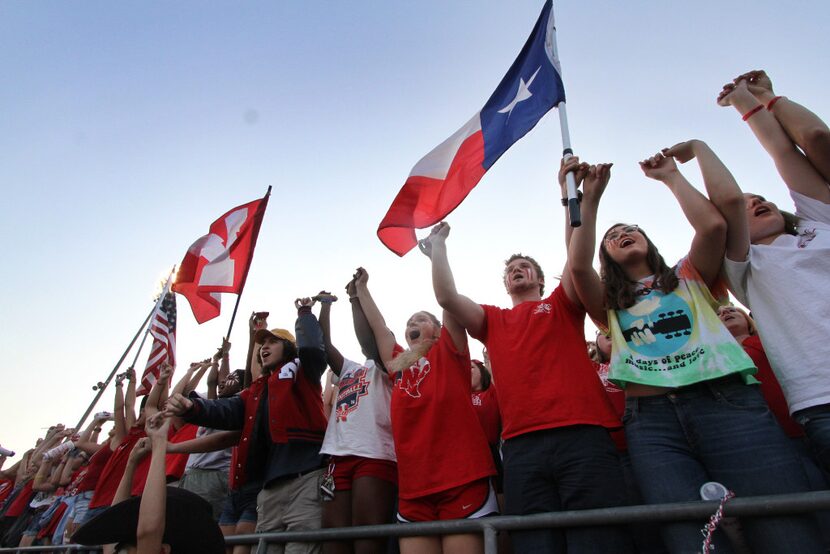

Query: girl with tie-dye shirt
[566,147,823,553]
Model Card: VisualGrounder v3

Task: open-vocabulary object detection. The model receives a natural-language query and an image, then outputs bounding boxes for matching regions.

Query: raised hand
[581,163,613,204]
[295,297,316,310]
[734,69,774,100]
[313,291,339,304]
[640,152,679,181]
[354,267,368,288]
[558,156,589,198]
[345,277,358,298]
[662,140,699,164]
[418,222,450,258]
[249,311,269,332]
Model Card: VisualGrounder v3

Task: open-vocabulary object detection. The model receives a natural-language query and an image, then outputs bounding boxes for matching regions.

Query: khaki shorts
[255,469,324,554]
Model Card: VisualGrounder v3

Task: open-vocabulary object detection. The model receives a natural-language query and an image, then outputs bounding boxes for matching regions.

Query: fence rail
[3,490,830,554]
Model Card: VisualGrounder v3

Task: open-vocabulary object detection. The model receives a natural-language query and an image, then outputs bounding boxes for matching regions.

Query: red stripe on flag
[378,131,486,256]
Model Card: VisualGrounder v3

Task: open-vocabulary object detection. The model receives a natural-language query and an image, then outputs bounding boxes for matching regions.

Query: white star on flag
[497,66,542,121]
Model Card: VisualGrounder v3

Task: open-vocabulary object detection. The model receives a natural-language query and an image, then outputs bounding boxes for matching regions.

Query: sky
[1,1,828,463]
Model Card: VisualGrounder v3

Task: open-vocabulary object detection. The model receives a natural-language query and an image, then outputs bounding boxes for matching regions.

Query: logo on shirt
[335,366,371,422]
[617,290,692,357]
[397,357,431,399]
[472,393,482,406]
[798,227,817,248]
[277,361,298,380]
[533,303,552,315]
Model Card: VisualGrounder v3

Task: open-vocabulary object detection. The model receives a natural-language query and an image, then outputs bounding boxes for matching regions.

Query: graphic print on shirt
[532,302,552,315]
[617,289,692,358]
[335,366,370,422]
[798,227,817,248]
[396,357,431,399]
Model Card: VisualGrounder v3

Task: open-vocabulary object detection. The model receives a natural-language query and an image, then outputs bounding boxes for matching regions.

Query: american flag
[137,291,177,396]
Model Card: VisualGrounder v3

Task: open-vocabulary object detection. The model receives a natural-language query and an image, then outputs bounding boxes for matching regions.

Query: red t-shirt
[477,285,621,440]
[74,443,114,494]
[741,335,803,438]
[391,331,495,499]
[471,386,501,447]
[164,423,199,480]
[90,427,146,508]
[4,480,34,517]
[593,361,627,452]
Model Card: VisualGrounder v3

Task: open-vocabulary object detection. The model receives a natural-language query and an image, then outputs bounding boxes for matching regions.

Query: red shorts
[330,455,397,491]
[397,478,498,522]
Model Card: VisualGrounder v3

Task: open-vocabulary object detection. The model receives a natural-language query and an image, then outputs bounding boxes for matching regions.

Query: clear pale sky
[2,1,828,462]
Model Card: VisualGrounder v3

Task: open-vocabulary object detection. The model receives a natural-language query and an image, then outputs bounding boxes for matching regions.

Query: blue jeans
[794,403,830,476]
[502,425,633,554]
[624,379,823,554]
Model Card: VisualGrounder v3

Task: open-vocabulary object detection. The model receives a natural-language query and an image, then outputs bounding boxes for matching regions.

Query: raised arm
[246,312,268,388]
[112,376,128,446]
[166,430,241,454]
[640,151,726,287]
[736,69,830,185]
[345,277,383,367]
[353,268,398,367]
[418,224,485,337]
[719,78,830,203]
[172,362,202,398]
[664,140,750,263]
[295,298,327,382]
[125,368,137,430]
[136,384,171,554]
[314,292,344,375]
[566,161,611,325]
[112,438,150,505]
[557,157,592,308]
[209,339,231,400]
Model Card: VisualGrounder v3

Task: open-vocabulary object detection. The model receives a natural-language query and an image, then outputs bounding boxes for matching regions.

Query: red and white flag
[173,190,270,324]
[137,284,177,396]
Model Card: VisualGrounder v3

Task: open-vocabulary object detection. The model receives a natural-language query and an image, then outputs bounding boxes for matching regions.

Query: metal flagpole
[547,2,581,227]
[127,270,175,370]
[72,302,155,432]
[73,269,175,432]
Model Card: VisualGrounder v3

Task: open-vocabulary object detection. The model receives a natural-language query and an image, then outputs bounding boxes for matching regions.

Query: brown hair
[599,224,678,310]
[472,359,492,391]
[504,254,545,296]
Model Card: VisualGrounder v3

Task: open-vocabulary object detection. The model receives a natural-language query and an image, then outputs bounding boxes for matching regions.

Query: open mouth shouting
[408,329,421,340]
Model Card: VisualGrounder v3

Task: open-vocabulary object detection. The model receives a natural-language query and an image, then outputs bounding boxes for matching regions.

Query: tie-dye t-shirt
[607,257,757,388]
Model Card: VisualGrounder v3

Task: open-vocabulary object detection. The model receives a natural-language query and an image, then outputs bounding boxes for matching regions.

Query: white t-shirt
[724,190,830,413]
[320,359,396,461]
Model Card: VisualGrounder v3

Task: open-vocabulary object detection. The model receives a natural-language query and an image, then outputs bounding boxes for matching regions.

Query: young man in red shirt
[419,160,631,554]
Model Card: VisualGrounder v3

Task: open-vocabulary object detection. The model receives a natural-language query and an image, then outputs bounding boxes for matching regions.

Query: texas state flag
[378,0,565,256]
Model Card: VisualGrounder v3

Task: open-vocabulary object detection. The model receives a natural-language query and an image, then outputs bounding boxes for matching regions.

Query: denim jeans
[794,403,830,476]
[624,379,823,554]
[502,425,633,554]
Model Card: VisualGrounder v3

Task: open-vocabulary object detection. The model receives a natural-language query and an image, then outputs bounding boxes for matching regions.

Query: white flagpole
[547,2,581,227]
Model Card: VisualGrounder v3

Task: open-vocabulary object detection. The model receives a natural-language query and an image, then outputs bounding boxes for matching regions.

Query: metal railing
[3,490,830,554]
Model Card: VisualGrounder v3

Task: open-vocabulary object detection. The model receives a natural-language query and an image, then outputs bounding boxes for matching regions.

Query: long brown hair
[599,224,678,310]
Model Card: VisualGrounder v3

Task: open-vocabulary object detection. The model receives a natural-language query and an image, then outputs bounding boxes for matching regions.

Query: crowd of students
[1,69,828,554]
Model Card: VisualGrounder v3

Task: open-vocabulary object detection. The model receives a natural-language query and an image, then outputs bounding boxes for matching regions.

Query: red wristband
[742,105,764,121]
[766,96,783,111]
